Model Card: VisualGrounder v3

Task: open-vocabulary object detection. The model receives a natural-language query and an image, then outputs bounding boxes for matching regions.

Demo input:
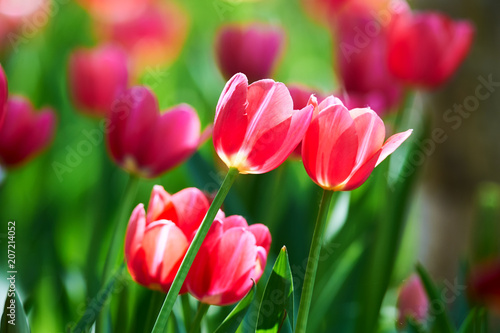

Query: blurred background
[0,0,499,332]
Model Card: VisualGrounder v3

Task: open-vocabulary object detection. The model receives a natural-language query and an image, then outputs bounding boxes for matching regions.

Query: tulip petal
[341,149,381,191]
[213,73,249,159]
[170,187,210,240]
[222,215,248,231]
[376,129,413,166]
[146,185,173,223]
[125,204,147,262]
[302,102,358,189]
[247,224,272,253]
[349,108,385,167]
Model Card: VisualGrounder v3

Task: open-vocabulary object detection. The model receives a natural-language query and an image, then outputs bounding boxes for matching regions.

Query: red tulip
[397,274,429,328]
[0,64,7,129]
[186,214,271,305]
[216,23,284,83]
[68,45,129,118]
[96,2,189,76]
[125,186,210,293]
[301,96,411,191]
[106,86,205,178]
[387,11,474,88]
[0,96,56,167]
[332,1,407,114]
[214,73,313,174]
[468,260,500,314]
[76,0,151,23]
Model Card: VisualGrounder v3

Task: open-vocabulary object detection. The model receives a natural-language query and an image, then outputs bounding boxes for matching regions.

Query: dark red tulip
[215,23,284,83]
[0,96,56,167]
[388,11,474,88]
[106,86,205,178]
[469,260,500,314]
[68,44,129,118]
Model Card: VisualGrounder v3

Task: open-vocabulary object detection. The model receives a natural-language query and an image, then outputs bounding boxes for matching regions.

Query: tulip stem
[189,303,210,333]
[181,294,193,332]
[151,167,239,333]
[296,189,334,333]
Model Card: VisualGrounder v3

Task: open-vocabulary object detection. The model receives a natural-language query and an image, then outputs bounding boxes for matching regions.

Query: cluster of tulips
[2,0,500,332]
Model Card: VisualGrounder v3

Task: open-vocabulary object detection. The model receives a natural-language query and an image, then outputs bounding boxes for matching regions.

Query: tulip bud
[301,96,412,191]
[106,86,204,178]
[125,186,210,292]
[0,96,56,167]
[0,64,7,129]
[213,73,313,174]
[186,214,271,306]
[68,45,129,118]
[397,274,429,328]
[215,23,284,83]
[387,11,474,88]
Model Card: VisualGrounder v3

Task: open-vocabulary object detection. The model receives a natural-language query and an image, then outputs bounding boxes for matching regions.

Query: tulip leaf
[214,282,256,333]
[458,308,488,333]
[256,246,294,333]
[1,288,31,333]
[416,263,455,333]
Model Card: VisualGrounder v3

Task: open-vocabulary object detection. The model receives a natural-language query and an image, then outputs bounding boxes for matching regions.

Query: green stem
[97,175,140,333]
[151,167,239,333]
[295,189,334,333]
[181,294,193,333]
[189,303,210,333]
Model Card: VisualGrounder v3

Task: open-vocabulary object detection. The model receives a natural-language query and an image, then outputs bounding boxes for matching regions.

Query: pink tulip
[0,96,56,167]
[215,23,284,83]
[106,86,205,178]
[301,96,412,191]
[0,64,7,129]
[68,45,129,118]
[397,275,429,328]
[387,11,474,88]
[468,260,500,314]
[76,0,151,23]
[213,73,313,174]
[125,185,210,293]
[96,2,189,76]
[186,214,271,306]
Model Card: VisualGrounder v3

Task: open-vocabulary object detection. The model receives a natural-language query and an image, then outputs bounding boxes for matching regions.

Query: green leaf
[458,308,488,333]
[214,282,256,333]
[256,246,294,333]
[416,263,455,333]
[1,288,31,333]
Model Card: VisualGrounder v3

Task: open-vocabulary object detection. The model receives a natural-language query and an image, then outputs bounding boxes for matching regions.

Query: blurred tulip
[76,0,151,23]
[68,44,129,118]
[0,0,46,17]
[0,96,56,167]
[106,86,205,178]
[301,96,411,191]
[387,11,474,88]
[186,214,271,306]
[332,1,408,114]
[215,23,284,83]
[468,260,500,314]
[214,73,313,174]
[0,64,7,129]
[396,274,429,328]
[96,2,189,76]
[125,186,210,292]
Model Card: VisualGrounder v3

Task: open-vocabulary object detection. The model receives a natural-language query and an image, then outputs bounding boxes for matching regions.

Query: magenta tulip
[106,86,205,178]
[397,275,429,328]
[215,23,284,83]
[0,96,56,167]
[388,11,474,88]
[301,96,412,191]
[0,64,7,129]
[213,73,313,174]
[186,214,271,306]
[125,186,210,292]
[68,44,129,118]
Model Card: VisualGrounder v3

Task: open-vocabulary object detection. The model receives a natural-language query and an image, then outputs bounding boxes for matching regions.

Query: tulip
[213,73,313,174]
[397,274,429,328]
[68,45,129,118]
[96,2,189,76]
[468,260,500,314]
[106,86,205,178]
[215,23,284,83]
[387,11,474,88]
[0,64,7,129]
[301,96,412,191]
[125,185,210,292]
[75,0,151,23]
[186,214,271,305]
[0,96,56,167]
